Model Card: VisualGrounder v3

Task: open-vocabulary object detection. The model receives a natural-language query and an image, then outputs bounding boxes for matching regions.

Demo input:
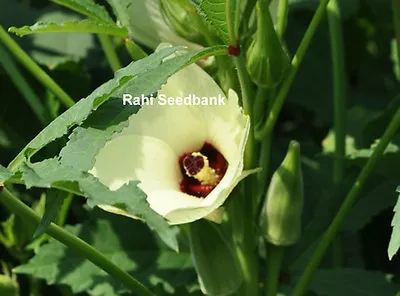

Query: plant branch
[264,244,284,296]
[277,0,289,37]
[0,44,47,125]
[98,35,122,72]
[0,187,155,296]
[393,0,400,66]
[327,0,347,267]
[328,0,346,191]
[0,26,74,108]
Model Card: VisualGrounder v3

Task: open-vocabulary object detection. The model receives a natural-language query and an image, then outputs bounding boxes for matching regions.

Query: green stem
[255,0,330,140]
[328,0,346,191]
[98,34,122,72]
[253,87,275,212]
[0,187,155,296]
[253,87,276,132]
[230,191,259,296]
[232,56,258,296]
[264,244,284,296]
[57,193,74,226]
[216,55,238,94]
[226,0,240,44]
[276,0,289,37]
[234,55,253,117]
[229,2,259,293]
[234,55,254,171]
[0,26,74,108]
[257,0,269,52]
[327,0,347,267]
[9,25,128,37]
[253,87,268,125]
[393,0,400,71]
[291,108,400,296]
[240,0,257,33]
[256,134,273,209]
[0,43,46,125]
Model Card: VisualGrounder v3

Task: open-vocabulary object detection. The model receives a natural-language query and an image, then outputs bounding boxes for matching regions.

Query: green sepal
[246,1,290,88]
[124,38,148,61]
[160,0,206,44]
[189,220,243,296]
[260,140,304,246]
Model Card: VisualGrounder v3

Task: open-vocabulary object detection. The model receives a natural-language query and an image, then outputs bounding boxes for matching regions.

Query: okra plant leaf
[17,157,179,251]
[9,20,128,37]
[59,98,141,172]
[50,0,114,24]
[199,0,238,44]
[20,158,86,189]
[58,45,226,173]
[14,210,195,295]
[0,164,13,184]
[80,177,180,251]
[388,186,400,260]
[8,45,223,172]
[10,45,226,251]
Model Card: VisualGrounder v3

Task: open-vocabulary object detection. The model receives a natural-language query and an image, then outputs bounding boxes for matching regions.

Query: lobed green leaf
[20,158,86,189]
[7,46,183,172]
[9,20,128,37]
[199,0,231,44]
[14,211,195,295]
[106,0,135,35]
[17,156,180,251]
[8,45,226,251]
[57,45,226,174]
[51,0,114,24]
[388,186,400,260]
[0,164,13,184]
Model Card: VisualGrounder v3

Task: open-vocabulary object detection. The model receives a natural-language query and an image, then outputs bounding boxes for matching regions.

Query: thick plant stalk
[327,0,347,267]
[0,187,155,296]
[0,26,74,108]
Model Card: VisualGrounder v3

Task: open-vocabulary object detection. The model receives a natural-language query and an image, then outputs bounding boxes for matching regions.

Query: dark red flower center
[179,142,228,198]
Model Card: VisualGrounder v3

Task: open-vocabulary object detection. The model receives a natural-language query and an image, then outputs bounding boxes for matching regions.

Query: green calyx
[246,0,291,88]
[260,140,304,246]
[160,0,206,44]
[189,220,243,296]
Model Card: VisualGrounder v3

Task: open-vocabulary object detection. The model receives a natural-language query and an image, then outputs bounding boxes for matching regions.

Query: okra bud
[260,141,304,246]
[246,1,290,88]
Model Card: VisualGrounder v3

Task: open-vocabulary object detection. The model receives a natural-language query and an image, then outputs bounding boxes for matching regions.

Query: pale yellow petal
[91,135,181,191]
[121,103,207,156]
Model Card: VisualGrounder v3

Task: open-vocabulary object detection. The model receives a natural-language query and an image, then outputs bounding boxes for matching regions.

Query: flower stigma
[183,152,219,185]
[179,143,228,198]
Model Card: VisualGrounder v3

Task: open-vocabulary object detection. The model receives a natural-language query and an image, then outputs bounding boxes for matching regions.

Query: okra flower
[90,62,251,225]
